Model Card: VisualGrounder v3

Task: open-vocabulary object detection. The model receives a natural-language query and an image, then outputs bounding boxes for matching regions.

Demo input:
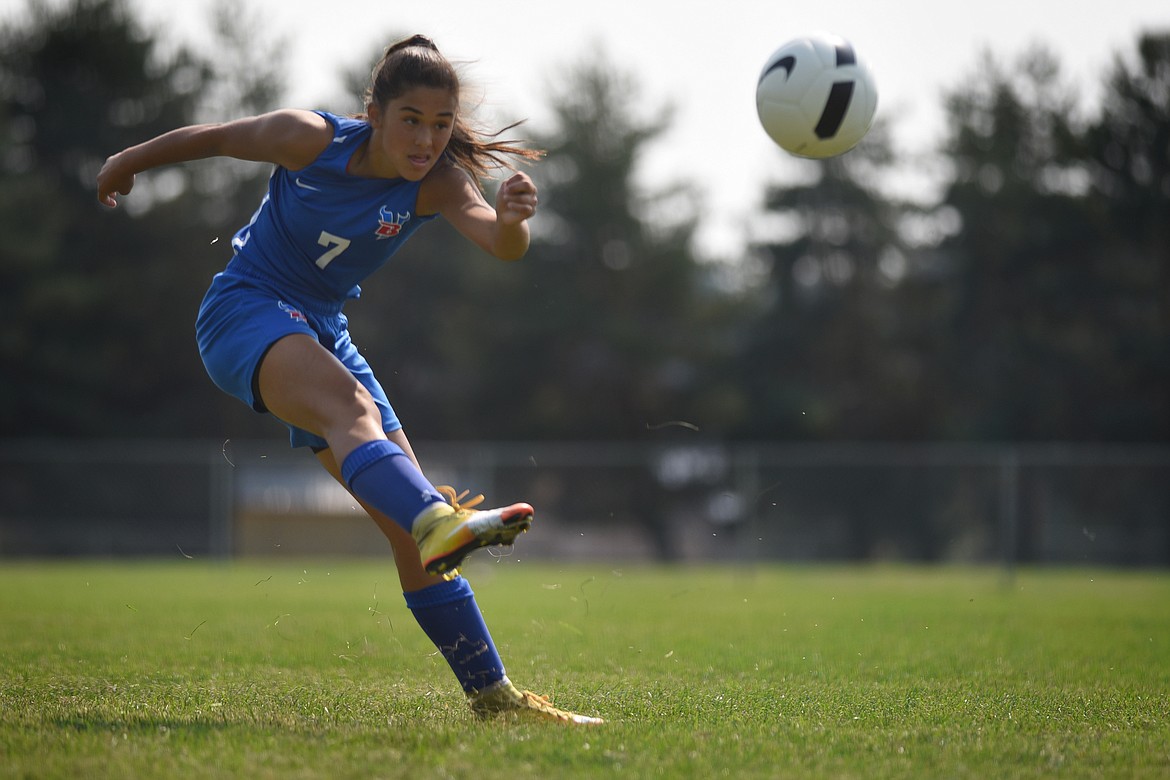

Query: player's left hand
[495,172,538,225]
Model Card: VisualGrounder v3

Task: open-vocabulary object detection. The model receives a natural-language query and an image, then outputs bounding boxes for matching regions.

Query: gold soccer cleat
[411,486,533,575]
[468,677,604,725]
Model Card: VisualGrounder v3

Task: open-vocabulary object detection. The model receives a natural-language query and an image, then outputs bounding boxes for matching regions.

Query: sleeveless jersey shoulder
[227,111,439,304]
[302,111,370,173]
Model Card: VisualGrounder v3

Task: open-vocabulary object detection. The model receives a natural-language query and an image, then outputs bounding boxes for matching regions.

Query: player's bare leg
[259,334,532,573]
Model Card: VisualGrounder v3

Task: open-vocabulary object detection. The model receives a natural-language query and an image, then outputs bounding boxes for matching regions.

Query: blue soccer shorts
[195,271,401,449]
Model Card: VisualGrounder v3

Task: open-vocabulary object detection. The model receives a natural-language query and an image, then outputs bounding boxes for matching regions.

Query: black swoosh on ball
[759,55,796,84]
[814,81,855,138]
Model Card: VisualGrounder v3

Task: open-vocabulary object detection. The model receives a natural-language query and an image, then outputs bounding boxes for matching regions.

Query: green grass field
[1,559,1167,778]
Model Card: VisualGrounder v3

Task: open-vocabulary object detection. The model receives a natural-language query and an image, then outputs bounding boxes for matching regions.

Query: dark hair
[365,35,542,178]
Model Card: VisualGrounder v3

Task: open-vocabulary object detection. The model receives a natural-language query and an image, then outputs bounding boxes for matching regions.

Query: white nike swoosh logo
[295,178,321,191]
[333,134,349,144]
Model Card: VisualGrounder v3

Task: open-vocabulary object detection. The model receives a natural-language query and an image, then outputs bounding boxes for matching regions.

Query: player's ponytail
[364,36,542,180]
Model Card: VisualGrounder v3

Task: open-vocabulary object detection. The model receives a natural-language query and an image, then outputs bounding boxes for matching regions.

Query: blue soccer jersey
[228,111,438,304]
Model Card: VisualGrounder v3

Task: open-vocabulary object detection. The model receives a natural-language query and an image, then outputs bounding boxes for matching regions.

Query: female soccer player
[97,35,600,725]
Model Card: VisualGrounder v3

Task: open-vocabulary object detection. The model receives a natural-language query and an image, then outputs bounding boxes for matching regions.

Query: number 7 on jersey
[315,231,351,269]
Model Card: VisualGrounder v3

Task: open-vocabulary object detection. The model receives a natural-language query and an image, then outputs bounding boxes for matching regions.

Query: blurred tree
[935,44,1164,440]
[741,122,935,440]
[0,0,208,435]
[493,53,732,441]
[0,0,283,438]
[1082,32,1170,439]
[741,125,945,558]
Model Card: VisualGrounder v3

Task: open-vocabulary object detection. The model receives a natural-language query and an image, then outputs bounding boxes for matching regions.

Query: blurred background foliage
[1,0,1167,444]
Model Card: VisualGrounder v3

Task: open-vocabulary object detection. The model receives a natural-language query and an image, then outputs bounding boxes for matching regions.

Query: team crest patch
[376,206,410,238]
[278,300,308,323]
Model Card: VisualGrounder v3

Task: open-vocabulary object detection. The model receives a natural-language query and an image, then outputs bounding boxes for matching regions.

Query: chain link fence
[1,439,1167,566]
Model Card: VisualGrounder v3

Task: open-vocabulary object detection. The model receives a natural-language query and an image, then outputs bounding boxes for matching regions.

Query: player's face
[369,86,457,180]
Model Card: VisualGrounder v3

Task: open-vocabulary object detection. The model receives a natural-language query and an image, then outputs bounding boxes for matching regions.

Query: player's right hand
[96,155,135,208]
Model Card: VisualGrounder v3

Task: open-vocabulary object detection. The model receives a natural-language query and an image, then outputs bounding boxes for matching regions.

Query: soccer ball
[755,33,878,159]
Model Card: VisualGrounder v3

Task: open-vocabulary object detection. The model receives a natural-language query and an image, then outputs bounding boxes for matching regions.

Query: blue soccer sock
[404,576,507,694]
[340,440,446,533]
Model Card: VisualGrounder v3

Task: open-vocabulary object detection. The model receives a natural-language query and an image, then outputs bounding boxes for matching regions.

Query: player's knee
[350,384,382,425]
[328,381,383,434]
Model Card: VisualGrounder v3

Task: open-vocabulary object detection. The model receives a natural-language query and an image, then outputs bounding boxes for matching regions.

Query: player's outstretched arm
[424,166,536,261]
[96,109,333,208]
